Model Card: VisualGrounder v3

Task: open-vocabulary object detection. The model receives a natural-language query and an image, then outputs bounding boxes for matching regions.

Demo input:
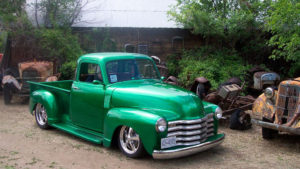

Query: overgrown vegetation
[169,0,300,80]
[168,47,251,89]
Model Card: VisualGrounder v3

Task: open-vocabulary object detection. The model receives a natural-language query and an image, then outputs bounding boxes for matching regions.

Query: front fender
[29,90,58,124]
[103,108,164,155]
[252,93,276,121]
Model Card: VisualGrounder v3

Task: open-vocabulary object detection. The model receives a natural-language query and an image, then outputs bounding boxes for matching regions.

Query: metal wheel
[118,126,145,158]
[35,103,50,129]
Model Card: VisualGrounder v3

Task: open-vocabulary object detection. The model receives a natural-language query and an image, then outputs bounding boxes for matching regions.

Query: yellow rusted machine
[251,77,300,138]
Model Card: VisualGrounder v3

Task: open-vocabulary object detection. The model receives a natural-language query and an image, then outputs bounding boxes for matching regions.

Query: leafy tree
[168,0,268,48]
[31,0,87,28]
[0,0,86,79]
[266,0,300,75]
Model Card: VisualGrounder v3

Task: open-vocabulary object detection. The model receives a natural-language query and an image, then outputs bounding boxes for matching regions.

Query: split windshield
[106,59,160,83]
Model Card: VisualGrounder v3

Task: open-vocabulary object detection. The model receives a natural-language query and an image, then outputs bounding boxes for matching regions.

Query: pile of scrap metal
[190,77,255,130]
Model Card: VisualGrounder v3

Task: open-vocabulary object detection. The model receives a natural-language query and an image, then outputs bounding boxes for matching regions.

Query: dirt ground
[0,95,300,169]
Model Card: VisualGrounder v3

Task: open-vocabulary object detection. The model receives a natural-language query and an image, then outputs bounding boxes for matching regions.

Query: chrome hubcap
[36,103,47,125]
[120,126,140,154]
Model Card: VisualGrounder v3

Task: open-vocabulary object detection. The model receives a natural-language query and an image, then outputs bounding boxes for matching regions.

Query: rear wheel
[262,118,278,139]
[118,126,145,158]
[3,83,12,105]
[35,103,50,129]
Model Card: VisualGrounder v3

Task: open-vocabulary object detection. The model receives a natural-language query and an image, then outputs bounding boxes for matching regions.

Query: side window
[79,63,103,83]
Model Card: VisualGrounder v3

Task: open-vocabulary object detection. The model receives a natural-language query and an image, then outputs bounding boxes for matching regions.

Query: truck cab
[29,53,225,159]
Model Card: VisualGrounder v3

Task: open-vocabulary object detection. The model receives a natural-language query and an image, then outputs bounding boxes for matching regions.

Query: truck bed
[28,80,73,121]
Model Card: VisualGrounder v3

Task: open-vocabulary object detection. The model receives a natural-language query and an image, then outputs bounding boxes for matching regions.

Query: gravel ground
[0,94,300,169]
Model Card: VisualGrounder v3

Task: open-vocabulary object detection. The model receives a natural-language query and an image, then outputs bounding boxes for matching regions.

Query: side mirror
[92,80,103,85]
[161,76,165,81]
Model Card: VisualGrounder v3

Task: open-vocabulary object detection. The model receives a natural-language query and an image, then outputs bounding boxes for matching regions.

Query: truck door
[70,62,105,132]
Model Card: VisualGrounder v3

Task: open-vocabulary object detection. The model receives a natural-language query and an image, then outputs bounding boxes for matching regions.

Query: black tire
[34,103,50,129]
[230,109,252,130]
[118,126,145,158]
[262,118,277,139]
[3,83,12,105]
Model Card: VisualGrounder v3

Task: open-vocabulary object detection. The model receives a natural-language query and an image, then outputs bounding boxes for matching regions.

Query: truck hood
[110,80,205,120]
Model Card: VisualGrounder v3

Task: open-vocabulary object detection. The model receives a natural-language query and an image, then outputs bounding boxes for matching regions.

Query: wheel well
[111,126,122,148]
[32,103,38,115]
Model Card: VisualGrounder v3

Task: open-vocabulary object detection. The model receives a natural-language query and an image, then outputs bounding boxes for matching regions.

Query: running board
[51,123,103,144]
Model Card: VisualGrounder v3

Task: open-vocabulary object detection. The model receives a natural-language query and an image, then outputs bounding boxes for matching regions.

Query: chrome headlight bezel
[264,87,274,99]
[155,118,167,133]
[214,107,223,119]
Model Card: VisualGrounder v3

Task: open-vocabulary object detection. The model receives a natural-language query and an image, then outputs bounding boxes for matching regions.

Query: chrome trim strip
[168,123,214,132]
[168,124,206,132]
[176,134,207,142]
[153,134,225,159]
[167,129,206,137]
[168,117,207,125]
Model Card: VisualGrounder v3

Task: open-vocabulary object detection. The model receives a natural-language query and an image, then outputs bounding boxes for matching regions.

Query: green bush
[170,47,252,89]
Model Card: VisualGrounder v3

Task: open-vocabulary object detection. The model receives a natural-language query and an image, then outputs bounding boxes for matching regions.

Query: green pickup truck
[29,53,225,159]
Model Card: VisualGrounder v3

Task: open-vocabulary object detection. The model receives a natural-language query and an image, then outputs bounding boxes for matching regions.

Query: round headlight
[215,107,223,119]
[156,118,167,132]
[264,87,274,99]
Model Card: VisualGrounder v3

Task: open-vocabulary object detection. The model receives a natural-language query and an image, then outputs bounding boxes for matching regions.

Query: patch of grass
[91,147,104,153]
[5,165,16,169]
[48,161,57,168]
[24,131,35,138]
[9,151,18,155]
[72,144,84,150]
[25,157,40,165]
[8,158,20,161]
[0,156,9,159]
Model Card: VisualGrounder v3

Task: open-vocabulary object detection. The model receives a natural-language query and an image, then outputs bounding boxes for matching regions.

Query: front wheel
[262,118,277,139]
[118,126,145,158]
[35,103,50,129]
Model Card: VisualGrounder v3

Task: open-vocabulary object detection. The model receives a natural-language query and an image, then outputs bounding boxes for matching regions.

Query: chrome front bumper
[152,134,225,159]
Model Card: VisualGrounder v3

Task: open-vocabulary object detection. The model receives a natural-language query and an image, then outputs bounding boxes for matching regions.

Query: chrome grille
[166,114,215,147]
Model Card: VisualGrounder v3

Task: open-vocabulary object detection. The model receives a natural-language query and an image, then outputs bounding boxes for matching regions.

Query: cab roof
[78,52,151,63]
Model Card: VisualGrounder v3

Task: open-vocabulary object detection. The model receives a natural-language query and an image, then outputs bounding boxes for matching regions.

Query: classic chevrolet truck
[29,53,225,159]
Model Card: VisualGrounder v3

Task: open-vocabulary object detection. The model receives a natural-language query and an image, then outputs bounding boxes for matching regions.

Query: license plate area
[161,137,176,149]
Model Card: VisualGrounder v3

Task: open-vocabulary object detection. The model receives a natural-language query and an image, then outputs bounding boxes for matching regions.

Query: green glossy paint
[28,53,223,156]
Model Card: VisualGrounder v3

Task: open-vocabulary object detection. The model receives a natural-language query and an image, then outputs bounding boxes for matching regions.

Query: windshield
[106,59,160,83]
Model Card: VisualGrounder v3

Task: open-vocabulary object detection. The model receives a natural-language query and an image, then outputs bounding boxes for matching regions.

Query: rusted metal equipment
[190,77,255,130]
[0,37,58,104]
[250,77,300,139]
[212,82,255,130]
[165,76,178,85]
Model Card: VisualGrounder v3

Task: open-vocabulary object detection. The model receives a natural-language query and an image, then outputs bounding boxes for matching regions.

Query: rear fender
[103,108,163,155]
[29,90,58,123]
